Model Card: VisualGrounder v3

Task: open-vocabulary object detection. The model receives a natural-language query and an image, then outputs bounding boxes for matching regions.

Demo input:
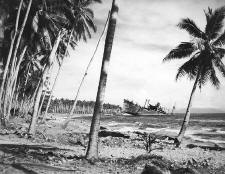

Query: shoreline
[0,113,225,173]
[52,113,225,147]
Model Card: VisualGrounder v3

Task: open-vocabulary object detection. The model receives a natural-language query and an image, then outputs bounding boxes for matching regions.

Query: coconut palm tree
[0,0,65,126]
[44,0,101,123]
[86,0,119,160]
[0,0,33,126]
[0,0,100,128]
[28,0,100,134]
[163,6,225,145]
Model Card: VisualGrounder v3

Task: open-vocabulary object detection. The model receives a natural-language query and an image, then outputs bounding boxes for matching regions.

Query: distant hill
[175,107,225,113]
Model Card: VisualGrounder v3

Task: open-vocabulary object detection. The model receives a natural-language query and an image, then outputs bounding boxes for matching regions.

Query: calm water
[98,113,225,144]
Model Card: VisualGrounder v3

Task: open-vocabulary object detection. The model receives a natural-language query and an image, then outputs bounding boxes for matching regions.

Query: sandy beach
[0,113,225,173]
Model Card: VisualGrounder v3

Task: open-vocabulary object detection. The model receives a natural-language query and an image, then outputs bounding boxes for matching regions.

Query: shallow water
[99,113,225,144]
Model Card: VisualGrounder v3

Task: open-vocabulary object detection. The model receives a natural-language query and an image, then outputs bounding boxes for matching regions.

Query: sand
[0,113,225,173]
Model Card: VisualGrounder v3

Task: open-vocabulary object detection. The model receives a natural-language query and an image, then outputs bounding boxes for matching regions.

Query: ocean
[99,113,225,145]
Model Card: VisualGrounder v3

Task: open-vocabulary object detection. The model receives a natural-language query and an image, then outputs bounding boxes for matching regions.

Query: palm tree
[163,6,225,145]
[61,10,109,129]
[0,0,33,126]
[0,0,100,128]
[44,0,101,124]
[28,0,100,134]
[86,0,119,160]
[28,31,62,134]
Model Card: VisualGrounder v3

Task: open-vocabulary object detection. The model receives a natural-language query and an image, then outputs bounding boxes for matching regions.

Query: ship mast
[171,102,176,115]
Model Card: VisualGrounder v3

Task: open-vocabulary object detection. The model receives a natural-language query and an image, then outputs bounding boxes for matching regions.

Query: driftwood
[2,162,78,173]
[10,163,38,174]
[0,141,80,162]
[0,142,81,173]
[14,162,78,171]
[99,130,130,138]
[186,143,225,151]
[0,141,76,151]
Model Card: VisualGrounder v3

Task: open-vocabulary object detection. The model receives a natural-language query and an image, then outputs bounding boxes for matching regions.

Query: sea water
[105,113,225,145]
[144,113,225,144]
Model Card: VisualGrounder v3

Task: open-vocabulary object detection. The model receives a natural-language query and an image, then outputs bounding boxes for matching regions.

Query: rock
[99,130,130,138]
[186,143,225,151]
[141,160,200,174]
[171,168,200,174]
[100,126,107,130]
[141,164,171,174]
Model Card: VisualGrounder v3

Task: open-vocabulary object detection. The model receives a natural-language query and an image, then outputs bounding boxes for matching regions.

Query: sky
[53,0,225,111]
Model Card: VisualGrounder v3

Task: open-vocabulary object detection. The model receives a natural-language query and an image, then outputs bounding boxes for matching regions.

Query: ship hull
[130,109,166,116]
[123,99,166,116]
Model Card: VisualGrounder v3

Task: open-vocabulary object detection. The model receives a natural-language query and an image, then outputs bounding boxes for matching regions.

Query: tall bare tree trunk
[28,32,61,135]
[20,63,30,110]
[37,65,53,117]
[28,65,49,134]
[6,0,32,93]
[43,30,73,123]
[86,0,118,160]
[62,13,110,129]
[175,72,200,146]
[1,0,32,125]
[6,46,27,120]
[0,0,23,126]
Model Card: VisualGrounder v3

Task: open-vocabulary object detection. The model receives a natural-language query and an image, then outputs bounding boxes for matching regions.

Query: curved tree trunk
[37,65,54,117]
[0,0,24,126]
[5,0,32,96]
[43,29,73,123]
[28,65,49,134]
[86,0,118,160]
[62,12,110,129]
[28,32,61,135]
[175,72,200,146]
[20,63,31,110]
[61,73,85,129]
[1,0,32,126]
[6,46,27,120]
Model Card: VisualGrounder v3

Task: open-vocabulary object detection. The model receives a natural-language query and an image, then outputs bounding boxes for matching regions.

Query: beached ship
[123,99,167,116]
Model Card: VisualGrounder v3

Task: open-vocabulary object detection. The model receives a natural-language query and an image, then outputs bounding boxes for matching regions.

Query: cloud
[53,0,225,111]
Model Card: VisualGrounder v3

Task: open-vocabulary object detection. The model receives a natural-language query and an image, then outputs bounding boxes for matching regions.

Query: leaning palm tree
[28,0,100,134]
[86,0,119,160]
[163,6,225,145]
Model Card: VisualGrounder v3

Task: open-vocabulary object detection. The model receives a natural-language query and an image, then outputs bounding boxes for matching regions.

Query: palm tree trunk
[6,0,32,94]
[28,32,61,135]
[175,72,200,145]
[0,0,23,125]
[1,0,32,126]
[6,46,27,120]
[20,63,31,110]
[37,65,54,118]
[86,0,118,160]
[26,76,42,115]
[61,12,110,129]
[43,29,73,123]
[61,74,85,129]
[28,65,49,134]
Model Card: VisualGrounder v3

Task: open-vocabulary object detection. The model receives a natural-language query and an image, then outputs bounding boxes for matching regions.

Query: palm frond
[177,18,206,39]
[84,7,94,19]
[175,56,200,80]
[213,30,225,46]
[204,7,213,23]
[205,6,225,39]
[213,58,225,77]
[198,59,212,88]
[214,47,225,59]
[163,42,197,62]
[209,67,220,89]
